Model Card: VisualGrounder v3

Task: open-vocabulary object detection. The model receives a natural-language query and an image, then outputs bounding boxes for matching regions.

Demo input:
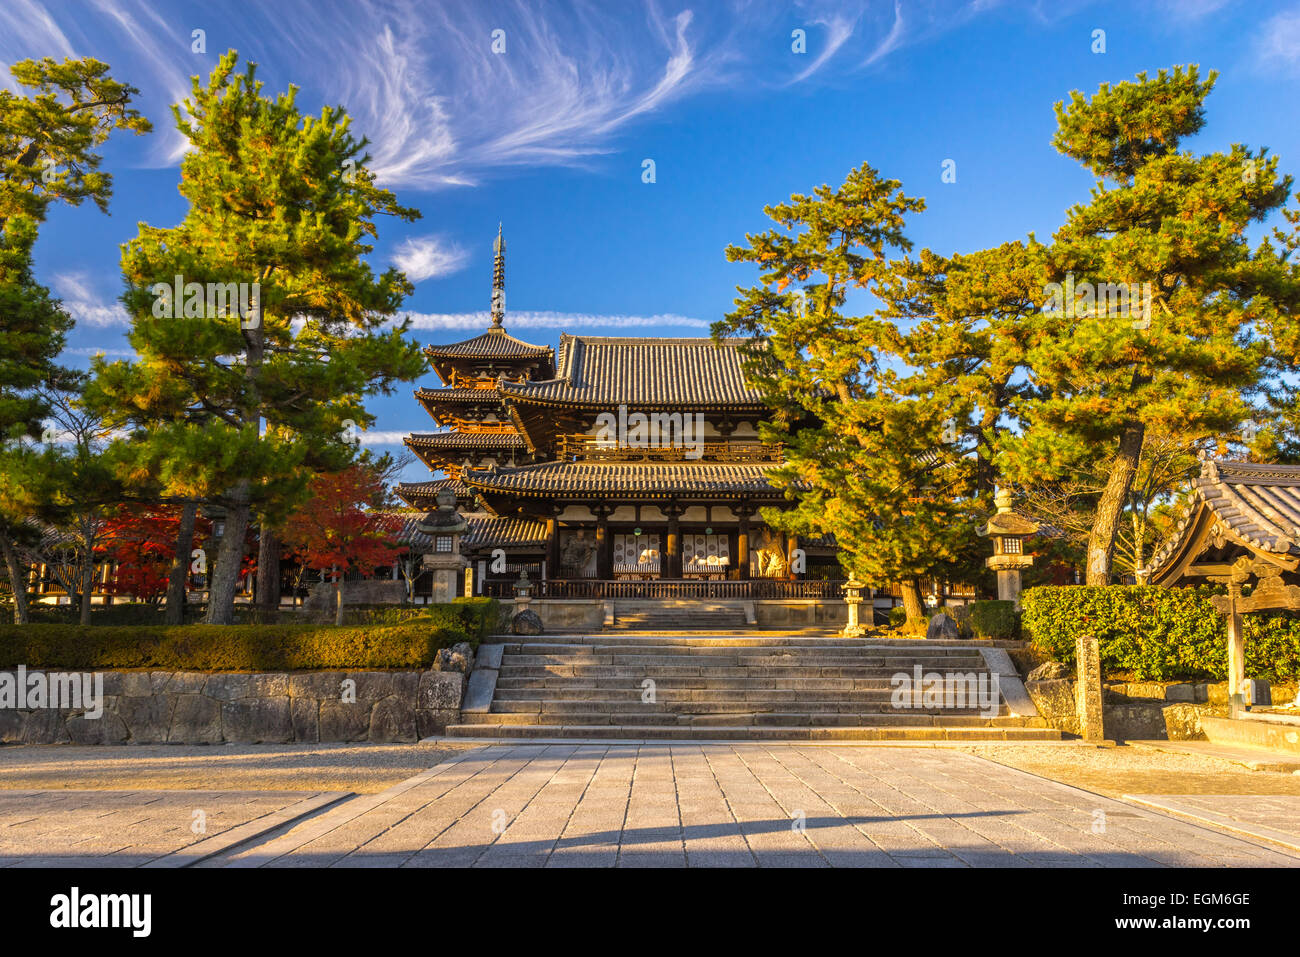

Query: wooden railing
[555,435,782,464]
[480,579,846,600]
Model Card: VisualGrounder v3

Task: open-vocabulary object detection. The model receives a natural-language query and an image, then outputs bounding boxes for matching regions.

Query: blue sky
[4,0,1300,485]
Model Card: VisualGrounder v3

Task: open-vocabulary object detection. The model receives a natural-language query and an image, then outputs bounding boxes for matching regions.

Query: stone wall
[1026,677,1227,742]
[0,669,464,745]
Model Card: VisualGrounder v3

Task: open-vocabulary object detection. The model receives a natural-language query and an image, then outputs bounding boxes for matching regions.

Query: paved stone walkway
[1123,794,1300,853]
[0,790,345,867]
[201,745,1299,868]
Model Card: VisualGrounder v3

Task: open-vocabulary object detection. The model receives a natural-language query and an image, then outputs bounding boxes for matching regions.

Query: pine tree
[86,51,425,624]
[999,66,1292,585]
[715,163,974,624]
[0,57,148,623]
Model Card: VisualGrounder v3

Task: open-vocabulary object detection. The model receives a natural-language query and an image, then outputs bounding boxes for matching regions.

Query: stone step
[494,676,914,691]
[502,639,992,652]
[496,636,1019,648]
[488,696,1003,712]
[492,689,993,706]
[445,723,1062,741]
[501,650,990,665]
[496,665,989,680]
[460,710,1033,726]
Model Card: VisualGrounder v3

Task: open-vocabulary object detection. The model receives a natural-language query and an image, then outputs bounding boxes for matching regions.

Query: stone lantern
[979,488,1039,608]
[418,486,468,603]
[841,579,868,637]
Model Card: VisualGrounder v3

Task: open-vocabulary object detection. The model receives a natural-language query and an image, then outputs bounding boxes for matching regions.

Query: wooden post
[1227,590,1245,718]
[736,504,752,581]
[595,505,612,580]
[546,508,561,580]
[665,504,681,579]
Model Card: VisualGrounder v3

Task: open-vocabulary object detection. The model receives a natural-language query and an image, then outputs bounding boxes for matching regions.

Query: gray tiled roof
[406,431,524,449]
[463,514,548,548]
[395,478,475,508]
[415,387,505,404]
[462,461,789,497]
[424,327,552,359]
[498,335,768,407]
[1146,458,1300,579]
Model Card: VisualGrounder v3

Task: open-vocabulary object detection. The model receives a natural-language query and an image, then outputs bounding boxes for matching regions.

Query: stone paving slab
[195,745,1300,868]
[1122,794,1300,853]
[1127,739,1300,773]
[0,789,349,867]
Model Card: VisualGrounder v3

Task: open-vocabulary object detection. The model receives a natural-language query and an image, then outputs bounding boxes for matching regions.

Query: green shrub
[969,600,1018,639]
[0,620,474,671]
[888,607,907,628]
[451,597,503,639]
[1020,584,1300,682]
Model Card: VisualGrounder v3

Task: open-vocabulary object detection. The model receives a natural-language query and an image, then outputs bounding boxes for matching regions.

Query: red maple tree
[101,504,211,603]
[280,463,405,624]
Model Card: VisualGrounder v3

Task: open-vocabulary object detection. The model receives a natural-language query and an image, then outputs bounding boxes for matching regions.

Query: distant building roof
[462,514,548,549]
[498,335,768,408]
[1146,457,1300,584]
[395,478,475,509]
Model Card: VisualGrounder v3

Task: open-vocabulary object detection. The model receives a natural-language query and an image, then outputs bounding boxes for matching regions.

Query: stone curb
[1122,794,1300,855]
[979,648,1039,718]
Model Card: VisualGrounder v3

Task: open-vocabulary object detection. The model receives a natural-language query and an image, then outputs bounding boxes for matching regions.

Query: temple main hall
[396,228,844,617]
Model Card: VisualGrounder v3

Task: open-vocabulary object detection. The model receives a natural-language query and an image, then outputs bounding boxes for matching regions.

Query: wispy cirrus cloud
[1255,8,1300,73]
[392,235,470,282]
[0,0,1020,188]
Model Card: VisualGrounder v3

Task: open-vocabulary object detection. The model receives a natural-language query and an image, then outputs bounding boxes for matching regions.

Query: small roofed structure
[1144,455,1300,588]
[1143,455,1300,715]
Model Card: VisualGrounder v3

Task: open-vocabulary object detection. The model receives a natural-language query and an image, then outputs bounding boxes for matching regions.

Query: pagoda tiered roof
[498,335,767,408]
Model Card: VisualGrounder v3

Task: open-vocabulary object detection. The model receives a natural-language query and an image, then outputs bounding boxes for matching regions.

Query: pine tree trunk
[79,534,95,627]
[256,525,281,613]
[1086,423,1146,586]
[0,533,30,625]
[165,502,198,625]
[900,578,925,630]
[205,483,252,624]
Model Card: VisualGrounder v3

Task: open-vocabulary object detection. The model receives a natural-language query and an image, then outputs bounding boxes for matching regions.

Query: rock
[925,613,959,640]
[433,642,475,675]
[1027,661,1071,682]
[167,694,224,744]
[368,696,417,743]
[512,610,543,635]
[219,697,293,744]
[118,694,172,743]
[1026,678,1079,736]
[419,671,465,711]
[417,709,459,738]
[1163,703,1218,740]
[318,699,372,742]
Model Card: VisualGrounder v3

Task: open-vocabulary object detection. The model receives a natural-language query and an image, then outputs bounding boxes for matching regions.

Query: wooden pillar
[546,506,561,579]
[736,506,752,581]
[785,532,800,579]
[1227,588,1245,717]
[595,504,612,580]
[665,503,682,579]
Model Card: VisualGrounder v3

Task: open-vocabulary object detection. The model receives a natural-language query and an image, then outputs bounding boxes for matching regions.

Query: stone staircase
[610,601,750,632]
[447,635,1060,741]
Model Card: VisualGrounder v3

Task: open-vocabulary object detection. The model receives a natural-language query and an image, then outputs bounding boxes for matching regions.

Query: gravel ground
[966,744,1300,797]
[0,742,481,794]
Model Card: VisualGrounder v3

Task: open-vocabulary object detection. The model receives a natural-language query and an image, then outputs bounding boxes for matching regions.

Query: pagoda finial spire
[489,222,505,329]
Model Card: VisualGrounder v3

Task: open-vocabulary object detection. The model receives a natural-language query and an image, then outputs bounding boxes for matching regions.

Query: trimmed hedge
[340,599,502,640]
[969,600,1018,640]
[1021,585,1300,682]
[0,620,475,671]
